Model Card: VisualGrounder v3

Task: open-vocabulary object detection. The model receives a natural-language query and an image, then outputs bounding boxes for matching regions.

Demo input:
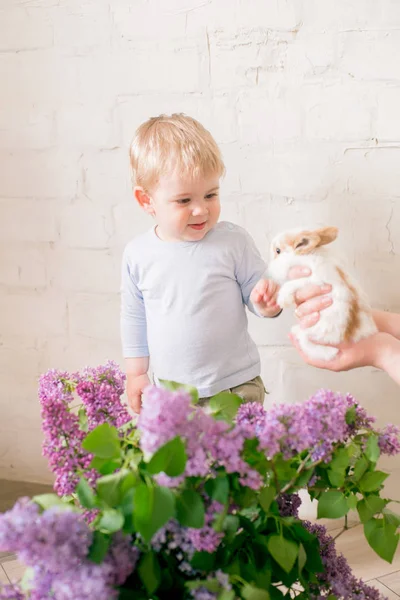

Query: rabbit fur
[268,226,377,361]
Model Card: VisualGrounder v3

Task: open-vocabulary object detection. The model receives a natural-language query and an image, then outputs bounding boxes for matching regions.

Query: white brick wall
[0,0,399,483]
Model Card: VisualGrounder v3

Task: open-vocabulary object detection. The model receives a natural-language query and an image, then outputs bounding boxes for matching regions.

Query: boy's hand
[250,278,281,317]
[126,373,150,414]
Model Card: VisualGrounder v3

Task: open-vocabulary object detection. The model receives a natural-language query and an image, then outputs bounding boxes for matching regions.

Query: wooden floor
[1,479,400,597]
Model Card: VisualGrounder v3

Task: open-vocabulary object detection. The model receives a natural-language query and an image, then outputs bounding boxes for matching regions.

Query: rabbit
[268,226,377,361]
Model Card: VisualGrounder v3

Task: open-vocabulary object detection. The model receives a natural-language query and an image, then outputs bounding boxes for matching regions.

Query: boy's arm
[121,248,150,412]
[236,229,281,318]
[235,230,280,317]
[125,357,150,414]
[373,310,400,341]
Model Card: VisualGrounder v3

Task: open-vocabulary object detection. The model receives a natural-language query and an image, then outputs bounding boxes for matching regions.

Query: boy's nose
[191,201,208,216]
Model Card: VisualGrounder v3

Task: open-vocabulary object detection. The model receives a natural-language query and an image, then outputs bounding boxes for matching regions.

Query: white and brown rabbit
[268,226,377,361]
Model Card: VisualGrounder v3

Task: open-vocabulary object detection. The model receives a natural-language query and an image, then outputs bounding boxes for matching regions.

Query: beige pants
[198,376,266,407]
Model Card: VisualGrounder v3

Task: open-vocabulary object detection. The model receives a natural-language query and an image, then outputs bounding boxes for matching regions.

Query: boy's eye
[176,198,191,205]
[205,193,218,199]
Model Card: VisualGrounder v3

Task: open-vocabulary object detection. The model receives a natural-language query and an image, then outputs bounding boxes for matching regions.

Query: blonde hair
[129,113,225,191]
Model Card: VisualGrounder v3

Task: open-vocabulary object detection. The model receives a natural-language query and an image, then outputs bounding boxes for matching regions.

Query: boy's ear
[134,186,155,216]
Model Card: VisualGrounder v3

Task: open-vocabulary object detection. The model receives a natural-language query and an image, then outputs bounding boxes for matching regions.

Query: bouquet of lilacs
[0,362,399,600]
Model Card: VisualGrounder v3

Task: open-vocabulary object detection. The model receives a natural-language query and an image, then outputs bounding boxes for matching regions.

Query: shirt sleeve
[120,247,149,358]
[235,229,268,317]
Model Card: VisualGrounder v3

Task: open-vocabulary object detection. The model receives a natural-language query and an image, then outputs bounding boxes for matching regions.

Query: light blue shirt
[120,222,267,398]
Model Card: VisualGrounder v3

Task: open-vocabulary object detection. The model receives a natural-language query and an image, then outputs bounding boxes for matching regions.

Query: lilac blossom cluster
[0,499,138,600]
[304,521,386,600]
[138,386,262,489]
[189,571,232,600]
[151,500,225,569]
[139,387,399,493]
[76,363,131,429]
[39,362,131,496]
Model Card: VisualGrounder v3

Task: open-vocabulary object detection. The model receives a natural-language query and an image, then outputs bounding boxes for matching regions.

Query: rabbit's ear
[293,227,338,254]
[315,226,338,246]
[293,231,321,254]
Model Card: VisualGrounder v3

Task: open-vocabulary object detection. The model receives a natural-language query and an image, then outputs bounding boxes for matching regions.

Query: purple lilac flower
[151,519,196,575]
[378,424,400,456]
[258,390,370,463]
[187,501,224,553]
[189,570,232,600]
[0,499,92,570]
[139,386,262,486]
[0,585,24,600]
[277,493,302,518]
[76,362,131,429]
[0,500,137,599]
[236,401,266,434]
[39,370,95,496]
[190,589,217,600]
[39,362,132,498]
[304,521,386,599]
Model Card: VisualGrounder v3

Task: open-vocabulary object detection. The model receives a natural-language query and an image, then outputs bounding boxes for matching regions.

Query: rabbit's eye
[276,248,281,254]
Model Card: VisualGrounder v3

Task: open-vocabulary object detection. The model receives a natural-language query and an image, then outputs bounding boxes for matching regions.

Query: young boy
[121,113,281,413]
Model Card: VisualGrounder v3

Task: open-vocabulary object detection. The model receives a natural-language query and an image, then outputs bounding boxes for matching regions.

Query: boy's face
[144,171,221,242]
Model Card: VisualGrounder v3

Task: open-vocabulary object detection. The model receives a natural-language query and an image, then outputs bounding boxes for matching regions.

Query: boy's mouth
[188,222,207,230]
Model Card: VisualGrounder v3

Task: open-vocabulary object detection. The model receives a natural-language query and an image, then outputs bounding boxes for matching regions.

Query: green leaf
[96,470,133,507]
[186,579,220,593]
[82,423,121,459]
[357,496,387,523]
[298,543,307,572]
[138,551,161,594]
[242,584,270,600]
[274,458,297,486]
[146,436,187,477]
[219,591,235,600]
[328,448,350,487]
[78,406,88,431]
[76,477,96,509]
[159,379,199,404]
[176,489,205,529]
[87,531,111,564]
[330,447,350,470]
[223,515,240,543]
[347,494,358,510]
[33,494,72,511]
[345,406,357,425]
[353,456,369,482]
[328,468,346,488]
[190,551,216,570]
[267,535,299,573]
[382,508,400,528]
[359,471,389,493]
[317,491,349,519]
[90,456,121,475]
[365,435,380,463]
[205,476,230,504]
[133,484,175,542]
[259,486,276,514]
[364,517,399,562]
[209,391,244,421]
[97,509,124,533]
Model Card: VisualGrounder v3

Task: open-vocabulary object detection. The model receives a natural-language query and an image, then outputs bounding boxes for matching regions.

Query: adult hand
[289,331,389,372]
[287,266,333,328]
